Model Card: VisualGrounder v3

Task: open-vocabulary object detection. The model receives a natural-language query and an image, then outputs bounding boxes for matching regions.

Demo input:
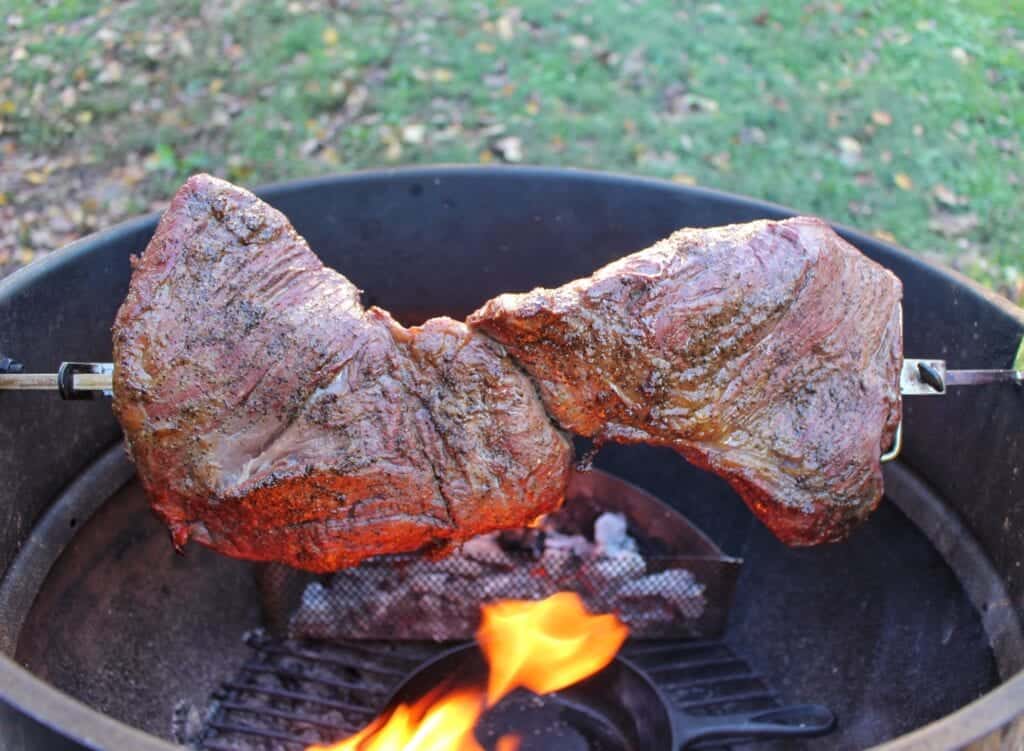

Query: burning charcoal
[459,533,509,563]
[289,582,338,639]
[583,550,647,589]
[483,572,552,601]
[538,547,578,581]
[290,494,720,642]
[543,531,593,556]
[406,572,449,595]
[497,527,546,556]
[594,512,638,555]
[430,554,487,578]
[416,593,442,617]
[618,569,706,619]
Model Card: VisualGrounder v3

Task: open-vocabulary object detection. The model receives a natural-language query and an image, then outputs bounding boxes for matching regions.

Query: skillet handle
[674,703,836,749]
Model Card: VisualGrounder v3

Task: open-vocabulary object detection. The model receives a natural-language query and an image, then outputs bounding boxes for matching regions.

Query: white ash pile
[290,512,706,642]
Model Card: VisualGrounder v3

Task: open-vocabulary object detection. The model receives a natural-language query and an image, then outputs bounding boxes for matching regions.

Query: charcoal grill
[273,468,741,644]
[1,167,1022,750]
[188,632,823,750]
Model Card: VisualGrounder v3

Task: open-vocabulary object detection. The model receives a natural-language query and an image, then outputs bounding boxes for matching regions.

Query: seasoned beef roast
[112,174,572,572]
[469,218,902,545]
[114,174,903,570]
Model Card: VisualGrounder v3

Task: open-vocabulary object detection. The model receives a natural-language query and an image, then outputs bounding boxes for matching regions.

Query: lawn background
[1,0,1021,304]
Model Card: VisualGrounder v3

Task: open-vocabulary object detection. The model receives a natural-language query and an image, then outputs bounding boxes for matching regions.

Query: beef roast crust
[112,174,572,572]
[469,218,902,545]
[115,175,902,567]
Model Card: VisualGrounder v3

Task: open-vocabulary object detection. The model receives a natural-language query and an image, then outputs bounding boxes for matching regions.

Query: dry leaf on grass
[928,212,979,237]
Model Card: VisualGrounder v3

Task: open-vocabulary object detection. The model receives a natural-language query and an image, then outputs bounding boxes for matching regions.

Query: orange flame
[307,686,486,751]
[477,591,629,705]
[308,592,627,750]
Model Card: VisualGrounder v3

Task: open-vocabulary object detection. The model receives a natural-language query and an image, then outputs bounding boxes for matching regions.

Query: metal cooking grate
[189,631,786,751]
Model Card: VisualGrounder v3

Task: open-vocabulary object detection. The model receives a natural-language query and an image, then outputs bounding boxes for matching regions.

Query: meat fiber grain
[470,218,902,545]
[113,175,572,572]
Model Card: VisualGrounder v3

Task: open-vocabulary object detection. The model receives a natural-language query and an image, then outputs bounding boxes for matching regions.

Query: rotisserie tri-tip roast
[111,174,902,572]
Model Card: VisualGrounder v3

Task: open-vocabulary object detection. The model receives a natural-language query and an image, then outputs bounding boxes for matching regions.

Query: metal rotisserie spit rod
[1,356,1020,461]
[2,358,1019,397]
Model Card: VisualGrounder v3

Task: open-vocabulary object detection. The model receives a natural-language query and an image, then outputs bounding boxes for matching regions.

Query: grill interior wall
[12,446,1000,750]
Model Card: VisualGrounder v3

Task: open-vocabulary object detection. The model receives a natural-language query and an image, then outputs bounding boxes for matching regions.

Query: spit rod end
[917,361,946,393]
[0,355,24,374]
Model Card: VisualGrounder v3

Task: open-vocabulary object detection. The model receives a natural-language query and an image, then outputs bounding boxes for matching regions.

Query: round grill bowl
[0,167,1022,750]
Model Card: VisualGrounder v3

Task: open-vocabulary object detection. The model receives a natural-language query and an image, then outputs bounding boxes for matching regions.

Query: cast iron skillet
[382,644,835,750]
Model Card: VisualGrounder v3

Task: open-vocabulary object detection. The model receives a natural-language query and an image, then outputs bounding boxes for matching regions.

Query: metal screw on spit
[0,355,24,374]
[0,360,113,398]
[899,358,1023,396]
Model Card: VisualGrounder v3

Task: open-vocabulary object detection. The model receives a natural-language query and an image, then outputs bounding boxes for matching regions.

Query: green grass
[1,0,1022,302]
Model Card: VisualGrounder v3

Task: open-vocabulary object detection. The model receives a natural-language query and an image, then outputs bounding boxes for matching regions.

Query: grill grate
[190,631,785,751]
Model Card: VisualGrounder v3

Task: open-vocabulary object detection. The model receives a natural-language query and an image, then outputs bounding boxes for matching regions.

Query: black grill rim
[0,166,1022,751]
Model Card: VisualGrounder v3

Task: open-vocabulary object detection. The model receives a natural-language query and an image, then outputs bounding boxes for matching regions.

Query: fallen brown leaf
[401,123,426,145]
[838,136,861,153]
[496,9,520,41]
[871,110,892,126]
[98,60,123,84]
[708,151,731,171]
[928,212,979,237]
[931,184,964,207]
[837,136,861,166]
[492,135,523,163]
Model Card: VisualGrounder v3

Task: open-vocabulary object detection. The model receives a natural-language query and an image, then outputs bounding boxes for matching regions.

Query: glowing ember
[308,592,627,750]
[526,514,547,529]
[495,735,521,751]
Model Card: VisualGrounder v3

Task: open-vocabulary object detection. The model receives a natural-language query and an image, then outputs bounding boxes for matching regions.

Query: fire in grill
[203,470,793,749]
[191,622,831,750]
